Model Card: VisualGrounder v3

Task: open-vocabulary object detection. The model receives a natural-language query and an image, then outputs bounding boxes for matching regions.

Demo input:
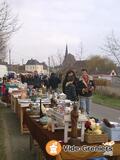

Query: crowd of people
[20,71,61,91]
[1,69,95,115]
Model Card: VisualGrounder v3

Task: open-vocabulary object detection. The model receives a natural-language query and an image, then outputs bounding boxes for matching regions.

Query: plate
[30,115,40,118]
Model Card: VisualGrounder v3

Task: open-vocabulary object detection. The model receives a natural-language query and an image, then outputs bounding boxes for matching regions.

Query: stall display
[47,103,88,143]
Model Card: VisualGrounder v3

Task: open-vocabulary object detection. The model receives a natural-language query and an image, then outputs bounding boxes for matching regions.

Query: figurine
[40,99,44,118]
[50,98,57,108]
[71,104,79,138]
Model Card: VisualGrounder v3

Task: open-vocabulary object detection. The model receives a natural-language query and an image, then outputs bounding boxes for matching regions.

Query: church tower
[65,44,68,59]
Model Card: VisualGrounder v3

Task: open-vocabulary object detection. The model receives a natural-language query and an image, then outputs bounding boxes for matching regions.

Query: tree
[0,1,19,61]
[101,32,120,66]
[75,42,84,60]
[50,50,64,72]
[86,55,116,74]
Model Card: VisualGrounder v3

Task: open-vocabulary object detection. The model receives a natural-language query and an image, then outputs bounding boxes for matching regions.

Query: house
[40,62,48,75]
[25,59,48,74]
[110,70,117,76]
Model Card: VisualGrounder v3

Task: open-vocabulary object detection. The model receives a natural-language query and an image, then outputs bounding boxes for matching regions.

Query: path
[0,104,34,160]
[91,103,120,122]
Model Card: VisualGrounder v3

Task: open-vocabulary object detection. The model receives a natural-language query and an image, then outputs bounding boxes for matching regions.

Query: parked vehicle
[8,71,17,79]
[0,65,8,78]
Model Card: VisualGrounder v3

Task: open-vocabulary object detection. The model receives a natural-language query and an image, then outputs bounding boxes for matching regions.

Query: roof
[26,59,40,65]
[72,60,87,69]
[62,53,76,67]
[40,62,48,70]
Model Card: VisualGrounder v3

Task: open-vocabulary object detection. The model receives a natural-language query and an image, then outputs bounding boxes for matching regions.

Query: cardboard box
[101,122,120,141]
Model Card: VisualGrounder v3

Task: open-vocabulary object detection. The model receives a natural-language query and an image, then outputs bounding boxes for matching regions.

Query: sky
[5,0,120,64]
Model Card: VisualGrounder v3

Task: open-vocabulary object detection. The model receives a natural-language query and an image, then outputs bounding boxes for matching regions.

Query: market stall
[24,111,120,160]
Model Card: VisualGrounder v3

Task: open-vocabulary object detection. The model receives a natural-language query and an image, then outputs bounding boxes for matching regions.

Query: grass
[0,106,6,160]
[92,92,120,110]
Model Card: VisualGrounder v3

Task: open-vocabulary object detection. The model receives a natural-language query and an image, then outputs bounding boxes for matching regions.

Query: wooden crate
[84,133,108,144]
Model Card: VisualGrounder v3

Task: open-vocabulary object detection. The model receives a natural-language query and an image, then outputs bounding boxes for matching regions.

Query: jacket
[65,82,77,101]
[77,76,95,97]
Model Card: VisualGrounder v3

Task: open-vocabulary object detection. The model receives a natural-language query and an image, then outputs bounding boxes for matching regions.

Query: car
[8,71,17,79]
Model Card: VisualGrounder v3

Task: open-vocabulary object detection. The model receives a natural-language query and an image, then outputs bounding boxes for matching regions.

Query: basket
[84,133,108,144]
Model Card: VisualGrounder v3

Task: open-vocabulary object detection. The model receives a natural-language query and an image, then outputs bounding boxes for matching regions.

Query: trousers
[80,96,92,115]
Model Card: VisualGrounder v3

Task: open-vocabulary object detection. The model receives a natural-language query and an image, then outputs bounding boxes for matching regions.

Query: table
[16,98,51,134]
[24,111,120,160]
[48,108,87,143]
[18,101,30,134]
[10,90,22,112]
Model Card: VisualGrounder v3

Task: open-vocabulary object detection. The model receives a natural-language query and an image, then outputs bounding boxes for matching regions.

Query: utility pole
[22,59,24,65]
[9,49,11,65]
[48,57,50,76]
[9,49,12,71]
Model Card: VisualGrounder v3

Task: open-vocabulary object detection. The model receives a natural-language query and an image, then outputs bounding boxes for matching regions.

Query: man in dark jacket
[33,71,41,89]
[49,73,61,91]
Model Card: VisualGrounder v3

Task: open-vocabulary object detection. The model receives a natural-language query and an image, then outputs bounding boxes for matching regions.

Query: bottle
[39,99,44,118]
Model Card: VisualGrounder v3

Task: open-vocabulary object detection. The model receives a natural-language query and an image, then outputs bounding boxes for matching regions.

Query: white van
[0,65,8,78]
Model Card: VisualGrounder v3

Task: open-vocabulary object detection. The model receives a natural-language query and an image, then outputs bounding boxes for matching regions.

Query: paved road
[91,103,120,122]
[0,105,35,160]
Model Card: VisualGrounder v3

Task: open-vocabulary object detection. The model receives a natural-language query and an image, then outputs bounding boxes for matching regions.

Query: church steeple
[65,44,68,58]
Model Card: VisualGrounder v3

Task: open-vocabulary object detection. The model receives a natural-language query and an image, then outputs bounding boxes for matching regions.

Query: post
[48,57,50,76]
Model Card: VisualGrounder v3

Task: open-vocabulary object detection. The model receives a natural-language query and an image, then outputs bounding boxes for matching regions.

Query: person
[1,77,8,103]
[62,70,79,98]
[78,69,95,115]
[41,75,49,90]
[33,71,41,89]
[64,76,77,101]
[49,73,61,92]
[26,74,34,86]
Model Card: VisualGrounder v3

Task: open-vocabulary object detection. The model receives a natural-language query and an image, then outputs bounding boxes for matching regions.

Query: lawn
[92,92,120,110]
[0,106,6,160]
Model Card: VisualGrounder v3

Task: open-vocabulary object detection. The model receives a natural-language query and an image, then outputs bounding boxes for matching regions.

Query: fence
[111,76,120,87]
[96,86,120,98]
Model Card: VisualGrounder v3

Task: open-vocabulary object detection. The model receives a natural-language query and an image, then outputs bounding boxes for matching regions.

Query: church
[61,45,87,75]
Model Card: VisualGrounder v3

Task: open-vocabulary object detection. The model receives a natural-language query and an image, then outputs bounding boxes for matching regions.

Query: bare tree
[50,56,56,68]
[75,42,83,61]
[0,1,19,61]
[55,50,64,67]
[101,32,120,66]
[50,50,64,73]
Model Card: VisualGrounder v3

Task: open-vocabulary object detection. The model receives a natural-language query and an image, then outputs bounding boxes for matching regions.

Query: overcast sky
[6,0,120,64]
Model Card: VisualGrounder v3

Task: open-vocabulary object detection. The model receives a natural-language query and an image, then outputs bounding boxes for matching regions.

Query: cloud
[6,0,120,64]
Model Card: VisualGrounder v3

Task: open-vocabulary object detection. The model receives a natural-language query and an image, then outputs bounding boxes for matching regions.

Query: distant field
[93,92,120,110]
